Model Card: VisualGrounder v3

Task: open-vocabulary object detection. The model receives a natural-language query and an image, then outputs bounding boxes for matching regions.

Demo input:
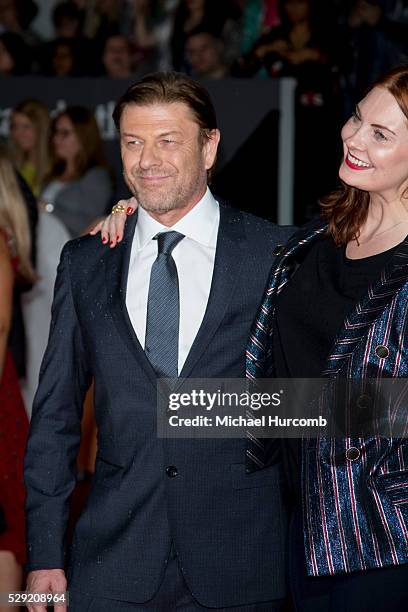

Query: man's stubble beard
[123,167,207,215]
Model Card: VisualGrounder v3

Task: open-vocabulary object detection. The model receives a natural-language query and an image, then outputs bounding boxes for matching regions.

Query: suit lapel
[177,205,246,382]
[323,236,408,377]
[104,210,158,389]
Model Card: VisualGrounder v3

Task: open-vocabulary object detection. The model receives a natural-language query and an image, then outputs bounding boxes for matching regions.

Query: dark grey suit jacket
[24,203,294,607]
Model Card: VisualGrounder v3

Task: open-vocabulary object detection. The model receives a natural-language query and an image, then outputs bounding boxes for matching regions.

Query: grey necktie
[145,231,185,378]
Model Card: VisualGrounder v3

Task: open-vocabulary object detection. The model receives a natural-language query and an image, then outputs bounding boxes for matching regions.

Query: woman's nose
[344,124,366,151]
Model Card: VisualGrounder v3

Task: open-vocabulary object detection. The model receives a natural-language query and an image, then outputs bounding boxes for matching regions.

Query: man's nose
[139,143,162,169]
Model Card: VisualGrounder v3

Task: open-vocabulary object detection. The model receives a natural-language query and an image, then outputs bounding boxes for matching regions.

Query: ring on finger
[111,203,126,215]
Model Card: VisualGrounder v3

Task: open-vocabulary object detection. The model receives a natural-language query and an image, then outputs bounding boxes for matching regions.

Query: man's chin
[138,200,175,214]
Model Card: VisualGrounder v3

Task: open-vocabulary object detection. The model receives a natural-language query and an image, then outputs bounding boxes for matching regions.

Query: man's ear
[203,129,221,170]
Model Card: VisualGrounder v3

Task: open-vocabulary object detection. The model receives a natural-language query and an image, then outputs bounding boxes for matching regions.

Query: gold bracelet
[111,203,126,215]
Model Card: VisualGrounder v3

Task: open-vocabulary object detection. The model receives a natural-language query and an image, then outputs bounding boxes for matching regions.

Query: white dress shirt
[126,188,220,373]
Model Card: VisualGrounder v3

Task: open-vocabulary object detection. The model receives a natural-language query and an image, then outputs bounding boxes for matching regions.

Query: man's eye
[374,129,387,142]
[161,139,175,144]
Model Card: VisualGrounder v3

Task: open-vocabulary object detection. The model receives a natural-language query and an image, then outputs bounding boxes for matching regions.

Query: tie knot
[155,231,185,255]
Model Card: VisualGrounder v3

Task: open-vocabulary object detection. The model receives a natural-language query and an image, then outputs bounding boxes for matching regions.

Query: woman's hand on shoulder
[89,197,138,248]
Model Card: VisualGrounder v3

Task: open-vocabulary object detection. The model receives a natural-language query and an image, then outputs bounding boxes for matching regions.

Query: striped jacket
[246,219,408,576]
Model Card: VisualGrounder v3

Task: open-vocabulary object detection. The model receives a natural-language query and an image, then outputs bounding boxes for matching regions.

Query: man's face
[120,102,219,218]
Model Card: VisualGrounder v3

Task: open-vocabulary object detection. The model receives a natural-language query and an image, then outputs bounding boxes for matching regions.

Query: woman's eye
[374,129,387,142]
[351,111,360,123]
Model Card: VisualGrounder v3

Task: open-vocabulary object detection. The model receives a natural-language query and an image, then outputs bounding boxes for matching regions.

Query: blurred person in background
[0,146,35,610]
[7,102,69,413]
[0,0,41,49]
[344,0,408,110]
[101,32,135,79]
[52,0,84,39]
[239,0,281,55]
[82,0,179,72]
[81,0,120,45]
[0,31,30,75]
[40,106,113,237]
[40,36,83,77]
[42,1,95,76]
[171,0,242,71]
[185,28,229,78]
[121,0,181,73]
[8,99,51,197]
[235,0,344,223]
[236,0,338,87]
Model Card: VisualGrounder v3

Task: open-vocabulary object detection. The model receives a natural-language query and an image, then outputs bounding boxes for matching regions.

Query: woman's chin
[339,164,361,189]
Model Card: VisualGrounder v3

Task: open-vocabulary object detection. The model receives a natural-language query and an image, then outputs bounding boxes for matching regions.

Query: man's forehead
[120,101,198,130]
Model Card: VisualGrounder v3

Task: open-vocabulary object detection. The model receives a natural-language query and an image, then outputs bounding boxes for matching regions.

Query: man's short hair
[112,71,218,142]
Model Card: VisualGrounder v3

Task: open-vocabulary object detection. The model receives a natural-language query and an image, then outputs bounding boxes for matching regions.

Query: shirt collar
[135,187,219,251]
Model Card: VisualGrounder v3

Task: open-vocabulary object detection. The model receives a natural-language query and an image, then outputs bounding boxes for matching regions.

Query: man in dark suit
[24,72,293,612]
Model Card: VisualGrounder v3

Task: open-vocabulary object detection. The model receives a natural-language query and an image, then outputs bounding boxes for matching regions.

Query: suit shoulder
[62,233,108,265]
[240,210,296,244]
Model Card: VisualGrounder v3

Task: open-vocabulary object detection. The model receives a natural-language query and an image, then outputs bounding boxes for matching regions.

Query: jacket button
[375,345,389,359]
[273,244,284,256]
[166,465,178,478]
[345,447,360,461]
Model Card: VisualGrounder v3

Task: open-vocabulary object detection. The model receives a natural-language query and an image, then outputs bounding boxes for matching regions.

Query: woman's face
[339,87,408,201]
[10,112,37,152]
[52,115,81,163]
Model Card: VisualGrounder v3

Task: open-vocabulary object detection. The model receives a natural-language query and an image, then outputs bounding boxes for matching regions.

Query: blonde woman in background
[9,99,51,197]
[0,147,36,611]
[7,100,70,413]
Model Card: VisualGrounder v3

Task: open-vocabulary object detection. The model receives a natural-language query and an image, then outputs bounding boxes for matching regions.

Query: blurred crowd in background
[0,0,406,111]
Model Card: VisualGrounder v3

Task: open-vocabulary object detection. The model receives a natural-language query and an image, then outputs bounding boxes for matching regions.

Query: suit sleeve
[24,242,92,571]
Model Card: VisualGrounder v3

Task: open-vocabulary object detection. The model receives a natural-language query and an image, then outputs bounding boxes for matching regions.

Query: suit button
[166,465,178,478]
[375,345,389,359]
[345,447,360,461]
[273,244,285,256]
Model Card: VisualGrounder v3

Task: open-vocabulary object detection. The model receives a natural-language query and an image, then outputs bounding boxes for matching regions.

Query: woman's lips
[345,152,372,171]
